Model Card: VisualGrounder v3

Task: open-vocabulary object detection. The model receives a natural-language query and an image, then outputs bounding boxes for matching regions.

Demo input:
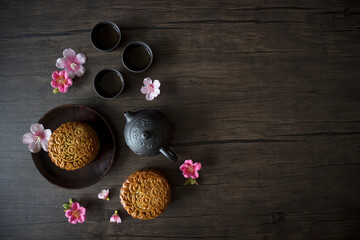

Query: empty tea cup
[122,41,153,73]
[91,21,121,52]
[94,68,124,99]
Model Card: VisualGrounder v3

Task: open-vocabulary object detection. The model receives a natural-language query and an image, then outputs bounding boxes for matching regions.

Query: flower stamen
[34,136,42,144]
[70,63,77,70]
[72,210,80,218]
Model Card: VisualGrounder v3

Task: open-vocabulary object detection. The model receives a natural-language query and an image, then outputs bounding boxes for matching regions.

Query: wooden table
[1,1,359,239]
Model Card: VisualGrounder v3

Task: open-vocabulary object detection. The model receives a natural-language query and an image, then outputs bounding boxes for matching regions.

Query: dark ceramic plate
[32,104,116,189]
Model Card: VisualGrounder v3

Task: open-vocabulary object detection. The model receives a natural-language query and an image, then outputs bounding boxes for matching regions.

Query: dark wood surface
[1,1,360,239]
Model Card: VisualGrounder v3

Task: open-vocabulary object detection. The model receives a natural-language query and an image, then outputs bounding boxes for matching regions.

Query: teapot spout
[124,110,136,122]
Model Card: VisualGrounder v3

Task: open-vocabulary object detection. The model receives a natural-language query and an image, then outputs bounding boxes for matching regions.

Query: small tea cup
[122,41,153,73]
[94,68,124,99]
[91,21,121,52]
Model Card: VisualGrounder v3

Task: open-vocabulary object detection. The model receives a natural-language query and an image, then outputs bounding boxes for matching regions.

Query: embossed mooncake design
[120,169,171,220]
[48,122,100,171]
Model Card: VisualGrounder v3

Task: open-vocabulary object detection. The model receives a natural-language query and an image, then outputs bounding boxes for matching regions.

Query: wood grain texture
[0,0,360,239]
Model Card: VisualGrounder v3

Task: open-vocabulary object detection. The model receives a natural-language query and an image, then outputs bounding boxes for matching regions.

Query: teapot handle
[160,147,178,162]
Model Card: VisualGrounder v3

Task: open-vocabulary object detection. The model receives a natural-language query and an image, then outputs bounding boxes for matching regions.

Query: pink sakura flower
[56,48,86,79]
[110,210,121,223]
[180,159,202,186]
[51,70,73,93]
[22,123,52,153]
[98,189,110,201]
[141,77,160,101]
[65,202,86,224]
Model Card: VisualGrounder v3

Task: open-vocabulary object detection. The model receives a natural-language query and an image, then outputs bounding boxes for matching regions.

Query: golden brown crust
[120,169,171,220]
[48,122,100,171]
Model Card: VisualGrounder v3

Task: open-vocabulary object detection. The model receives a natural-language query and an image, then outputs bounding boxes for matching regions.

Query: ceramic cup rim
[122,41,153,73]
[93,68,125,99]
[90,21,121,52]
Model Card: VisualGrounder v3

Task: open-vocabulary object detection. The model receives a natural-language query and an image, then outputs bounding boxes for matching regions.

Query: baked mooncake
[48,122,100,171]
[120,169,171,220]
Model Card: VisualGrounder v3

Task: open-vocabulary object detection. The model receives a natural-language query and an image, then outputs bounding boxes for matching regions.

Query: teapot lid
[124,109,172,156]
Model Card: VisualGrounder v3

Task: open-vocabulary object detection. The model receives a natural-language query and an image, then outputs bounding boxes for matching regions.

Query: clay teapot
[123,109,178,162]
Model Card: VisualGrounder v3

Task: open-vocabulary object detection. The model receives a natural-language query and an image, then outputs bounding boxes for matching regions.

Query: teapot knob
[141,131,150,140]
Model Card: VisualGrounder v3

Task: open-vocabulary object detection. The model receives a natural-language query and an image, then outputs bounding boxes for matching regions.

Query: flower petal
[191,171,199,179]
[183,172,190,178]
[143,77,152,86]
[141,86,149,94]
[66,70,75,79]
[68,216,77,224]
[78,207,86,215]
[71,202,80,211]
[184,159,194,166]
[110,216,116,222]
[58,85,65,92]
[153,80,160,89]
[65,210,73,218]
[78,214,86,223]
[40,139,48,152]
[56,58,66,69]
[193,162,202,171]
[146,93,155,101]
[63,48,76,59]
[52,71,60,80]
[62,85,69,92]
[75,65,86,77]
[59,70,68,79]
[44,129,52,141]
[66,78,73,87]
[179,164,187,171]
[117,216,121,223]
[98,193,105,199]
[76,53,86,64]
[22,133,34,144]
[51,80,60,88]
[153,88,160,96]
[30,124,44,135]
[29,142,41,153]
